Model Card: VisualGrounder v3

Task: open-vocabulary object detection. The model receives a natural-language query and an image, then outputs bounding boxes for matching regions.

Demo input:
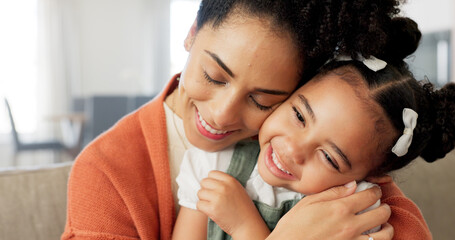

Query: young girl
[172,18,453,240]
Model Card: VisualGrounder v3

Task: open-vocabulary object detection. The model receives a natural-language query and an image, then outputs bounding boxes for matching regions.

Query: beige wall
[65,0,171,97]
[395,150,455,240]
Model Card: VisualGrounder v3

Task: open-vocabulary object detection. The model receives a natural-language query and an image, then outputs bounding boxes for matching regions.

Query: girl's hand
[267,182,393,240]
[197,170,270,240]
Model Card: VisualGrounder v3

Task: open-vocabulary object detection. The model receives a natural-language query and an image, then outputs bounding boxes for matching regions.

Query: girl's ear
[184,19,198,51]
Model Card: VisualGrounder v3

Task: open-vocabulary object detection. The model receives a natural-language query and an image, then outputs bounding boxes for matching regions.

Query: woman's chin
[186,133,233,152]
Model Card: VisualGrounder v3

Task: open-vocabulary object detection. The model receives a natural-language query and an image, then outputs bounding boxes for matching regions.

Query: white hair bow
[335,54,387,72]
[391,108,418,157]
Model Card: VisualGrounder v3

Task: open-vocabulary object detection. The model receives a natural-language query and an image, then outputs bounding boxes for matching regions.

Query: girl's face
[258,72,388,195]
[177,15,301,152]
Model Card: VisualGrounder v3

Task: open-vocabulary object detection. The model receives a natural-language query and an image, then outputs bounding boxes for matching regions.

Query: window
[0,0,39,134]
[170,0,200,75]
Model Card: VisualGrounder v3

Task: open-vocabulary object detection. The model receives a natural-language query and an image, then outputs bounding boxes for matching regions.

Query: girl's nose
[283,134,310,165]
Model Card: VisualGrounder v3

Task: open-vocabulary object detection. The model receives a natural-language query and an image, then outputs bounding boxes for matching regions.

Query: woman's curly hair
[196,0,406,82]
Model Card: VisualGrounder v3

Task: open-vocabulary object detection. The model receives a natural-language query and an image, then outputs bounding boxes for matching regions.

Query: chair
[4,98,65,154]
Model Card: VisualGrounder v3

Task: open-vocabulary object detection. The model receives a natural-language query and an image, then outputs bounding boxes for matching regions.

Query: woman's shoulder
[72,95,168,180]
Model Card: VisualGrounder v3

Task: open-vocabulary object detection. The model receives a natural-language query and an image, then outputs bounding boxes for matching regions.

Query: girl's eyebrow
[298,94,315,121]
[204,50,234,77]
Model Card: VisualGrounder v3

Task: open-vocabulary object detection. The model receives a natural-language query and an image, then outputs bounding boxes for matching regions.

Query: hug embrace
[62,1,454,240]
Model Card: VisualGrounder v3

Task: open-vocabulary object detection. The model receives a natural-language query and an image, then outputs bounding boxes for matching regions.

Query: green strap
[253,199,300,230]
[207,141,260,240]
[225,141,260,186]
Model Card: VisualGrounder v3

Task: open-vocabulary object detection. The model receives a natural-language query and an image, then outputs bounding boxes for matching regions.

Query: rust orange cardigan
[62,75,432,240]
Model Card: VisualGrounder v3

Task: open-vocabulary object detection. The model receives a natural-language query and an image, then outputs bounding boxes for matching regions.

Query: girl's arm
[172,207,208,240]
[197,170,271,240]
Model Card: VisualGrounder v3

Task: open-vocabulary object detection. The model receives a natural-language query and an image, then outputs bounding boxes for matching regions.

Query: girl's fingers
[207,170,231,180]
[200,176,222,190]
[196,199,211,213]
[355,204,391,235]
[197,187,216,201]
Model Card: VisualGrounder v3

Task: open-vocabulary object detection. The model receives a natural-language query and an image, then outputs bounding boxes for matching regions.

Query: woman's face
[178,16,301,152]
[258,72,389,195]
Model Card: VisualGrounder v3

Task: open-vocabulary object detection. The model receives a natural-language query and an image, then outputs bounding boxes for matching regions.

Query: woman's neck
[165,87,183,118]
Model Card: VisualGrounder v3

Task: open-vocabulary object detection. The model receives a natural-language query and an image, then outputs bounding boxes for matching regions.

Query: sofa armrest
[0,162,73,240]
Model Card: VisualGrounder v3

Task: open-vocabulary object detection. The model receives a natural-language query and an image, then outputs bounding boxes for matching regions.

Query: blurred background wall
[0,0,454,238]
[0,0,453,147]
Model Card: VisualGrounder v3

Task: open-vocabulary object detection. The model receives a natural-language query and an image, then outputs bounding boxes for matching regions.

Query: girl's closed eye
[292,106,305,126]
[320,150,340,172]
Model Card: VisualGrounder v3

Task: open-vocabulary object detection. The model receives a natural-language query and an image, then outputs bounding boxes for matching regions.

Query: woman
[62,1,430,239]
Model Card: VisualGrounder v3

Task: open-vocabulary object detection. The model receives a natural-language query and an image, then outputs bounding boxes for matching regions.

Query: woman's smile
[195,108,234,140]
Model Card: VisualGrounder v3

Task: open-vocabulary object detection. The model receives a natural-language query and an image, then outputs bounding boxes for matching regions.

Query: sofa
[0,162,72,240]
[0,152,454,240]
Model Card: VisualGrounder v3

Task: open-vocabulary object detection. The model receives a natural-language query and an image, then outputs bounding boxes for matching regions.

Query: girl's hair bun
[383,17,422,63]
[421,83,455,162]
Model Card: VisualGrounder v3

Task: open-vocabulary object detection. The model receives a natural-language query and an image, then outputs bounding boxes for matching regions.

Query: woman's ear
[184,19,198,51]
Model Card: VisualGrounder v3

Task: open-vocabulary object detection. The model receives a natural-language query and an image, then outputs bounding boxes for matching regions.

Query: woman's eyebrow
[298,94,315,121]
[204,50,234,77]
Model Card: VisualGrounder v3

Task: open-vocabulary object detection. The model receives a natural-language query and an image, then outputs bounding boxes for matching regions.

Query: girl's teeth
[272,151,291,175]
[198,112,228,135]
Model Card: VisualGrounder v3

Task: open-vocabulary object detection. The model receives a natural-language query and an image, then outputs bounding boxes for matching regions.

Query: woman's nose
[209,93,242,128]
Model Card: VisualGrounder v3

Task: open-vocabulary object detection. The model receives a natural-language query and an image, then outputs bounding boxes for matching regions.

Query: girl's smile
[264,144,297,180]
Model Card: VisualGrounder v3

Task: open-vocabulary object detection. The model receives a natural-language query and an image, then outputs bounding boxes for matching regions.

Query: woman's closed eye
[249,95,273,111]
[203,70,274,111]
[203,71,225,85]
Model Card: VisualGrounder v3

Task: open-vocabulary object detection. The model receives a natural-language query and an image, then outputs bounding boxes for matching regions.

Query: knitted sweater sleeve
[379,177,432,240]
[61,101,168,240]
[62,77,179,240]
[61,149,159,240]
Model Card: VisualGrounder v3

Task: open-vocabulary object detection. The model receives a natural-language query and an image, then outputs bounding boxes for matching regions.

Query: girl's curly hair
[317,16,454,176]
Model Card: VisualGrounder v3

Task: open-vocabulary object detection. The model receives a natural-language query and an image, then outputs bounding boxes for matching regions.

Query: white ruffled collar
[246,164,304,208]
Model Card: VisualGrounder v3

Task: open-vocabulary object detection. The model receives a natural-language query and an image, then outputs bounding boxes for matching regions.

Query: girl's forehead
[296,71,389,168]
